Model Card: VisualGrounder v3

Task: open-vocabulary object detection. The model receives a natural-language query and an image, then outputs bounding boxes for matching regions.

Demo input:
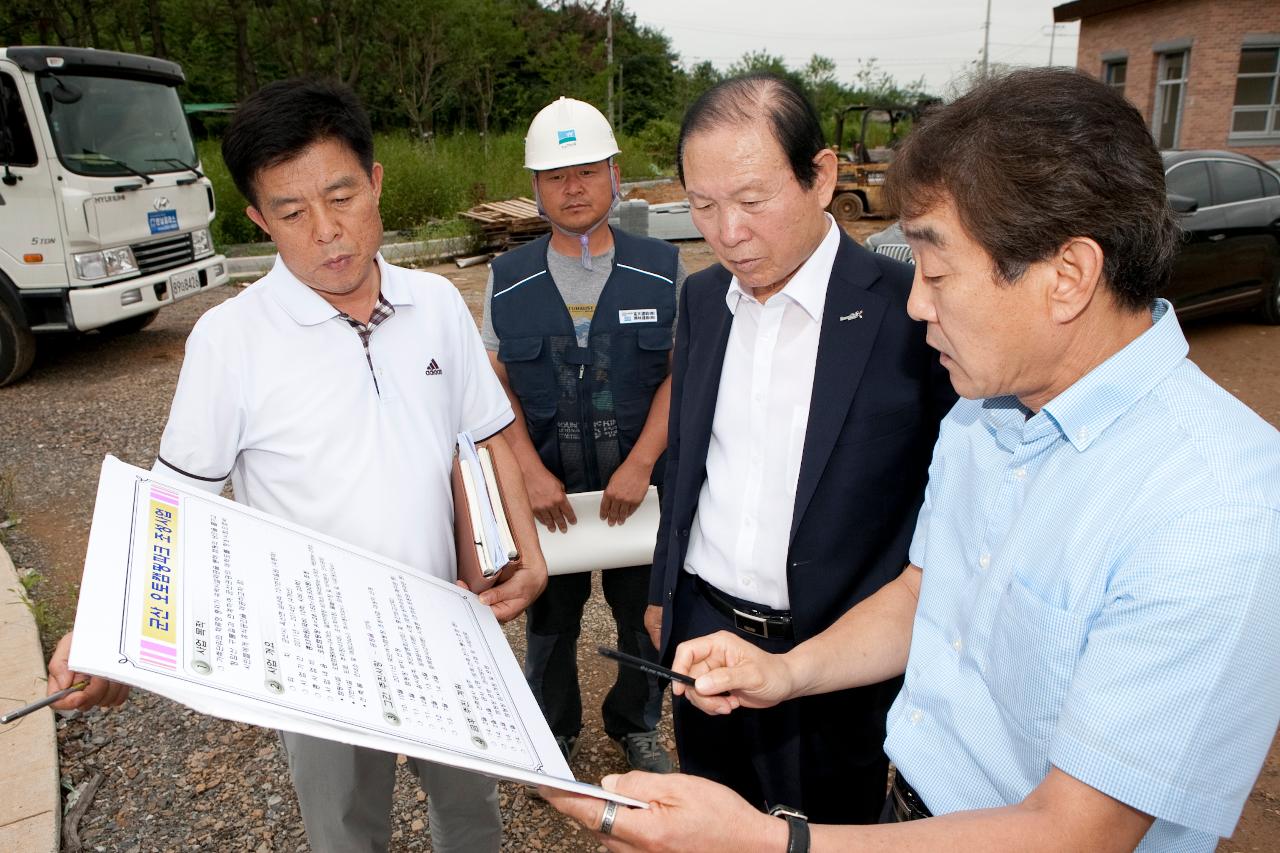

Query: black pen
[597,645,697,688]
[1,681,88,724]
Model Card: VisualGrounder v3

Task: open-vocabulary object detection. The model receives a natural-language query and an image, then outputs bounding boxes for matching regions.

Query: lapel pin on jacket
[840,310,864,322]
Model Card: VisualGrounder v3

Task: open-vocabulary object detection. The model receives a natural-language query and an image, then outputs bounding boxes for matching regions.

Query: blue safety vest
[490,229,678,493]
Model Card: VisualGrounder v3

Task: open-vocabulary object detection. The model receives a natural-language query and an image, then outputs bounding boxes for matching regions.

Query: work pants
[279,730,501,853]
[524,563,664,741]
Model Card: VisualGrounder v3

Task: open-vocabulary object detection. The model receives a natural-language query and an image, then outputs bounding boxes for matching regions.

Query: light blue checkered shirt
[888,300,1280,851]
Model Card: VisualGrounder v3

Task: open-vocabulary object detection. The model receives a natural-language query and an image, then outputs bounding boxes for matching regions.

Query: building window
[1103,59,1127,96]
[1231,46,1279,140]
[1153,50,1189,149]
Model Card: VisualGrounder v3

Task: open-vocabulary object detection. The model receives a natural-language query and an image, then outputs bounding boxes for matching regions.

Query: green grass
[199,130,669,249]
[415,218,480,243]
[14,568,58,641]
[0,469,17,544]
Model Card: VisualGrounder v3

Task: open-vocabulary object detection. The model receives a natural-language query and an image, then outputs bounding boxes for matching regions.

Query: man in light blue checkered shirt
[542,69,1280,853]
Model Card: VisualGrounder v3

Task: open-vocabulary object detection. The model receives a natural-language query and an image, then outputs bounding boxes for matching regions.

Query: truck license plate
[169,269,201,301]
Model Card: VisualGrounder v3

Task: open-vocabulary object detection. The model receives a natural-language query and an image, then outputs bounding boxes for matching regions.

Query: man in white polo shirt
[47,79,547,853]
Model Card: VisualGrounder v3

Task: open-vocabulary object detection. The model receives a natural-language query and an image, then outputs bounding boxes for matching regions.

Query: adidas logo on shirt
[425,358,443,376]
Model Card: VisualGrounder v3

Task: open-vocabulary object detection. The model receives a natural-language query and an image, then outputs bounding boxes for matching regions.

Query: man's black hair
[885,68,1180,312]
[677,73,826,190]
[221,78,374,208]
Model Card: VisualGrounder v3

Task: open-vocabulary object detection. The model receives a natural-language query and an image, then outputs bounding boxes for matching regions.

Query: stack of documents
[453,433,519,592]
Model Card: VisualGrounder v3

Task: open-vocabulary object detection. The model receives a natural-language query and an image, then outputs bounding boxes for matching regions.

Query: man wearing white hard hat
[480,97,687,772]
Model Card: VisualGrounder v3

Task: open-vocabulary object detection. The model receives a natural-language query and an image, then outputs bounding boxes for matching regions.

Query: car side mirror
[1167,193,1198,214]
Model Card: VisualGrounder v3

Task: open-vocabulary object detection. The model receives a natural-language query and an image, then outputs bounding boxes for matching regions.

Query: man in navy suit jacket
[642,73,954,824]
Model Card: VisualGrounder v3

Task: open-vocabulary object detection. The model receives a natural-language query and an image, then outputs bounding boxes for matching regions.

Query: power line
[680,54,978,66]
[641,17,985,42]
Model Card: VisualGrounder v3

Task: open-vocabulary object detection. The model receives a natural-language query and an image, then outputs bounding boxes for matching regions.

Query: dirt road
[1,231,1276,850]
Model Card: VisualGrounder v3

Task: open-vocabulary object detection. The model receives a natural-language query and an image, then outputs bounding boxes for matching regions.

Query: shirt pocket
[985,577,1090,745]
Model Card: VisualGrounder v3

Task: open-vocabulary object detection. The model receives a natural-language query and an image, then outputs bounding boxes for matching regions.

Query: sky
[618,0,1082,95]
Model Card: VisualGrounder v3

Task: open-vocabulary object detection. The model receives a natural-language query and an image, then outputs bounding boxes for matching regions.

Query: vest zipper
[578,353,601,490]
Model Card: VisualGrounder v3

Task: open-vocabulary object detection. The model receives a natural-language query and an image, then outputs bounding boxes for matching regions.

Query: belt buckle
[732,607,773,639]
[892,781,913,821]
[892,779,925,821]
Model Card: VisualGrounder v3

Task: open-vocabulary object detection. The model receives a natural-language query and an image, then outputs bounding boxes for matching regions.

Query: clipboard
[453,434,520,593]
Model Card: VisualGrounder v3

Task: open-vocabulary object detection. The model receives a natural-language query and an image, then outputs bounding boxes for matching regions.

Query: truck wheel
[832,192,865,222]
[0,300,36,387]
[101,310,159,336]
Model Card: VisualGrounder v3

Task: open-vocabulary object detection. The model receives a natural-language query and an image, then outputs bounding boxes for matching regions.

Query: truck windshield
[36,74,197,179]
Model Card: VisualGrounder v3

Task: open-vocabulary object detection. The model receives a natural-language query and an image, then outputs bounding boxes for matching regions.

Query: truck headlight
[104,246,139,275]
[192,228,213,257]
[74,247,138,280]
[73,251,108,279]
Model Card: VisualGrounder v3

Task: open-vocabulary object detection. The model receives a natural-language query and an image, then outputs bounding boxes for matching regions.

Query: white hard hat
[524,96,620,171]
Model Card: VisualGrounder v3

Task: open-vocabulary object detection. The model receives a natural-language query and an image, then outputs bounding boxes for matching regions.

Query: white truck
[0,46,229,385]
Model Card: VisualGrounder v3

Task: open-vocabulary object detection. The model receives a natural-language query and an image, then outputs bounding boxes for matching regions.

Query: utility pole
[981,0,992,78]
[1049,22,1057,66]
[606,0,615,127]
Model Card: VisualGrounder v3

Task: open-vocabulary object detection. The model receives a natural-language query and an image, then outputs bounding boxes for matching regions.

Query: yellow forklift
[828,102,932,222]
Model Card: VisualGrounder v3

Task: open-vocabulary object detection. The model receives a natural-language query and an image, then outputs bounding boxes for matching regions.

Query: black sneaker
[555,734,581,763]
[615,730,674,773]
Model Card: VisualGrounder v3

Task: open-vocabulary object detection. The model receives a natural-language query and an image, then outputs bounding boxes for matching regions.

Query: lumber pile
[460,197,550,250]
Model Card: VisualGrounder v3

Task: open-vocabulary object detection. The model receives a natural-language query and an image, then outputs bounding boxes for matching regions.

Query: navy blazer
[649,229,956,658]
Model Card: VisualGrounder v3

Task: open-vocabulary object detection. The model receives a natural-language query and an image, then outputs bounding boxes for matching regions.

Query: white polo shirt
[154,254,514,581]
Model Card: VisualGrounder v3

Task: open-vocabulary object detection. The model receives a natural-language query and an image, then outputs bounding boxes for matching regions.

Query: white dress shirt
[683,216,840,608]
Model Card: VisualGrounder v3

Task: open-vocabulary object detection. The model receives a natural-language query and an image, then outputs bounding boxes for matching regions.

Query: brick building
[1054,0,1280,164]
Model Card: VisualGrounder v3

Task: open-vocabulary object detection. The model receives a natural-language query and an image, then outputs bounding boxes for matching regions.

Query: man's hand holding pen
[45,632,130,711]
[669,630,798,715]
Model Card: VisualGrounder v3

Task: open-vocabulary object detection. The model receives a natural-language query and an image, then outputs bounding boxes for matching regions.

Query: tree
[610,8,679,134]
[383,0,458,140]
[802,54,844,124]
[728,50,793,82]
[454,0,522,153]
[851,58,927,104]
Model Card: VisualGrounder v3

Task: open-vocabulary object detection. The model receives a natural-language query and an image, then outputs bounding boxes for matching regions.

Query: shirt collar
[724,214,840,322]
[266,253,408,326]
[1035,299,1189,451]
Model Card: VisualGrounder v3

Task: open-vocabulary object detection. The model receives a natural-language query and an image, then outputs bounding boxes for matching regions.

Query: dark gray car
[1163,149,1280,323]
[869,149,1280,324]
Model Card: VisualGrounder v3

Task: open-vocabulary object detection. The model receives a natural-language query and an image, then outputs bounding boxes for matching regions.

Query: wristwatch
[768,804,810,853]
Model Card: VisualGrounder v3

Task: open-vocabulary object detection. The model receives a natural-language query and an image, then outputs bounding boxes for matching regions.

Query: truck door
[0,67,64,298]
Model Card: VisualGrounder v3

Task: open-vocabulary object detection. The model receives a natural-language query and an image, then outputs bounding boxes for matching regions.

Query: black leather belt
[890,774,932,822]
[695,576,794,640]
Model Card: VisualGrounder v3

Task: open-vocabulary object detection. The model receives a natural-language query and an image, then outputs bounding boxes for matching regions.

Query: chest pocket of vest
[614,326,673,433]
[498,336,556,420]
[634,327,673,384]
